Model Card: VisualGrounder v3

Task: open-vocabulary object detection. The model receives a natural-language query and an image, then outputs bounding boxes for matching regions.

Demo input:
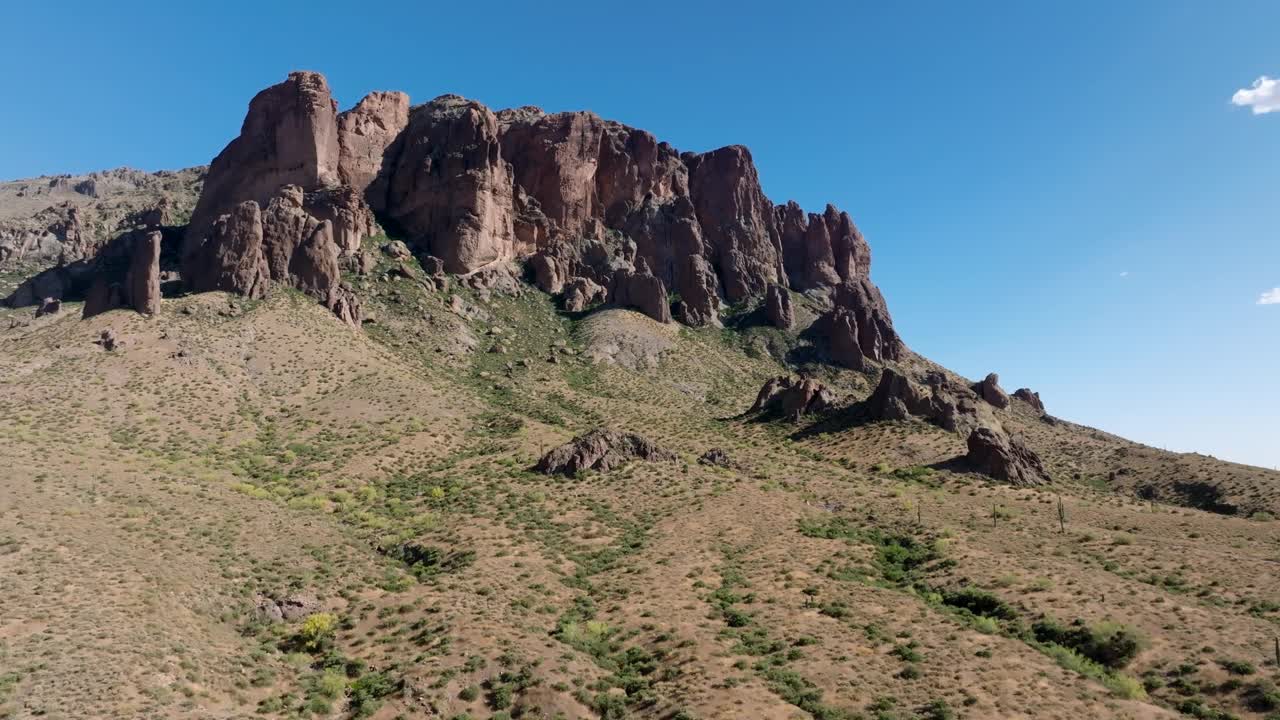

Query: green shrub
[1031,618,1144,669]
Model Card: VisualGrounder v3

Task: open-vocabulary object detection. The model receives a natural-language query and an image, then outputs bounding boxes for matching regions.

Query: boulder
[610,266,670,323]
[698,448,736,468]
[126,230,161,315]
[749,376,835,420]
[253,593,320,623]
[562,276,606,312]
[36,297,61,317]
[974,373,1011,409]
[965,427,1050,486]
[535,429,676,475]
[1013,387,1045,413]
[764,283,793,329]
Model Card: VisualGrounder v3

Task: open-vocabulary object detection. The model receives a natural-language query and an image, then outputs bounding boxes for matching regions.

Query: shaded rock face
[775,202,868,290]
[126,230,161,315]
[535,429,676,475]
[765,283,793,329]
[821,279,903,369]
[384,96,517,273]
[749,376,835,421]
[609,266,670,323]
[966,427,1050,486]
[975,373,1010,409]
[865,368,987,434]
[1013,388,1045,413]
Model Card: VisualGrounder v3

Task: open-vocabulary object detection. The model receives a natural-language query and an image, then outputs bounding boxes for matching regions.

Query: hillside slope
[2,257,1277,720]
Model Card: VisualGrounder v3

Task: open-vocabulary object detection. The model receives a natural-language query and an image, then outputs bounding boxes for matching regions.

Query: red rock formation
[185,71,340,273]
[686,146,784,302]
[749,376,835,420]
[765,283,794,329]
[1013,387,1045,413]
[338,90,410,207]
[384,96,516,273]
[188,201,270,298]
[178,71,904,346]
[609,265,670,324]
[966,427,1050,486]
[126,230,161,315]
[823,279,903,369]
[975,373,1011,409]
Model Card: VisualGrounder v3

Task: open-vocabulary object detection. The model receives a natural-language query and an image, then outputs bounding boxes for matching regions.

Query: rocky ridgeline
[4,70,902,364]
[160,70,898,360]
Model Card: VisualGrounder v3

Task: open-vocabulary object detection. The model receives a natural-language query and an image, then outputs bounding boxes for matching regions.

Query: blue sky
[2,1,1277,467]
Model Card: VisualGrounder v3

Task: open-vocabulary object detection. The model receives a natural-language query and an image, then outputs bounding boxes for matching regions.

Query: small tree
[299,612,337,651]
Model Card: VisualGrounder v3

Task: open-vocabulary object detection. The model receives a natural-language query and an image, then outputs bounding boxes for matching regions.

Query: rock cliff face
[160,70,900,355]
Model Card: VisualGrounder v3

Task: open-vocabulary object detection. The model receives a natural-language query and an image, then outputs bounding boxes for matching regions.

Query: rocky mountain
[2,71,1278,720]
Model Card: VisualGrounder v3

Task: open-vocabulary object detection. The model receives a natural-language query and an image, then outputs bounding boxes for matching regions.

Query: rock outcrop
[765,283,794,329]
[1013,388,1045,413]
[975,373,1010,409]
[337,91,410,206]
[609,265,670,323]
[562,276,606,312]
[180,72,381,325]
[864,368,996,434]
[126,230,161,315]
[535,429,676,475]
[965,427,1050,486]
[822,279,903,370]
[749,376,836,421]
[82,70,901,343]
[0,167,202,272]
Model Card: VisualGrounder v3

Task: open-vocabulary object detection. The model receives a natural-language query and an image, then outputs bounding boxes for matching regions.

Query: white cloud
[1232,76,1280,114]
[1258,288,1280,305]
[1119,271,1129,278]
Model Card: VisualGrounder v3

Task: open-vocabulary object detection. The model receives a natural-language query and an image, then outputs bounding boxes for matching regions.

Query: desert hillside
[1,70,1278,720]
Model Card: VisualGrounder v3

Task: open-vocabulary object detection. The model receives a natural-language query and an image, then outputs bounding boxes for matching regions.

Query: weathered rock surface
[966,427,1050,486]
[975,372,1010,409]
[562,276,606,312]
[0,167,202,271]
[609,265,670,323]
[384,95,517,274]
[1013,387,1045,413]
[534,429,676,475]
[822,279,903,370]
[253,593,320,623]
[337,90,410,207]
[749,376,836,420]
[865,368,991,434]
[185,71,340,268]
[765,284,794,329]
[126,230,161,315]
